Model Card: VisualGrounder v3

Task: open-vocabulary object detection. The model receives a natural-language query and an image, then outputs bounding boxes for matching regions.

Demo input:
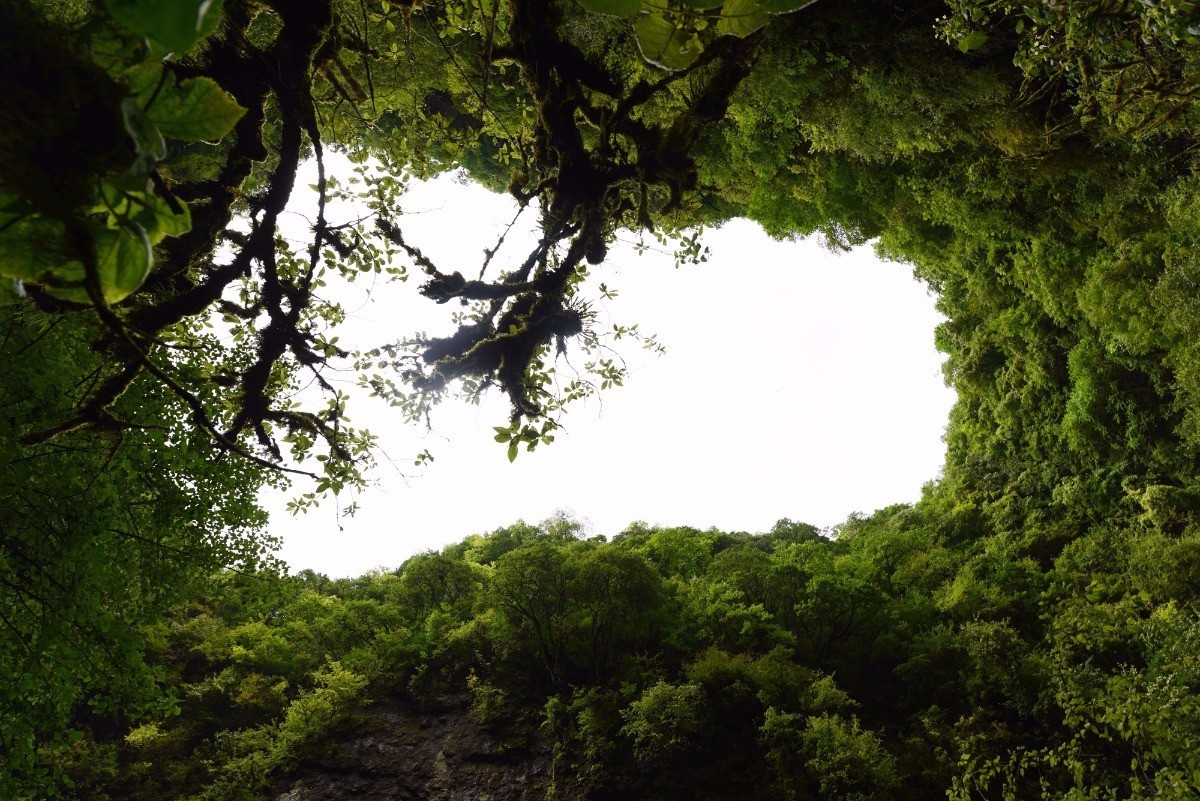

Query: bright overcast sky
[266,160,956,577]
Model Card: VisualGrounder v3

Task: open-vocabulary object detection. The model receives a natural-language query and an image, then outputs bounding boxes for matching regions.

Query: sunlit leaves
[493,420,558,461]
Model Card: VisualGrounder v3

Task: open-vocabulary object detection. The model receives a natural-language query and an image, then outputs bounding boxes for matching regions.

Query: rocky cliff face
[273,697,559,801]
[270,696,762,801]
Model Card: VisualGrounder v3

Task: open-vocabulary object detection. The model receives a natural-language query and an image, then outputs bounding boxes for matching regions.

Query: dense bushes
[32,495,1193,798]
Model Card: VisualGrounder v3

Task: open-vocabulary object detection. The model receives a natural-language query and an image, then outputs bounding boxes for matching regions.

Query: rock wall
[274,697,559,801]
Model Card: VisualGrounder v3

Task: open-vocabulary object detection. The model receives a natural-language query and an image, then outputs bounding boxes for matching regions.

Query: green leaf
[95,185,191,246]
[121,98,166,161]
[0,190,26,230]
[130,192,192,245]
[676,0,725,9]
[957,30,988,52]
[758,0,818,12]
[507,440,519,462]
[716,0,769,36]
[147,76,245,142]
[634,14,702,71]
[126,62,166,99]
[98,223,152,302]
[45,223,153,305]
[0,217,80,284]
[576,0,640,16]
[0,279,25,305]
[103,0,226,53]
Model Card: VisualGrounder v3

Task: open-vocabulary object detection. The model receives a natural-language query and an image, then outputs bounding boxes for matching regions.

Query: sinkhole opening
[272,167,956,577]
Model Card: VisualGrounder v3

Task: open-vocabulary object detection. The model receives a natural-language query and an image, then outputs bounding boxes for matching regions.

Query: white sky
[267,163,956,577]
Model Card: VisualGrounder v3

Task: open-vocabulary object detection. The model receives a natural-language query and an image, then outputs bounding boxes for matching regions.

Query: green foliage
[623,0,821,71]
[621,681,707,761]
[0,1,242,307]
[11,0,1200,799]
[134,71,245,143]
[28,498,1200,800]
[0,309,273,798]
[715,0,769,37]
[104,0,226,53]
[796,714,899,801]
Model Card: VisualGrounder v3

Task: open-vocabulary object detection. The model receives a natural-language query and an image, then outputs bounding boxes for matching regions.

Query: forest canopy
[6,0,1200,798]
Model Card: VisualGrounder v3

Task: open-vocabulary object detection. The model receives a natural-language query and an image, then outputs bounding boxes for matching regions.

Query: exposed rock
[271,695,762,801]
[272,697,559,801]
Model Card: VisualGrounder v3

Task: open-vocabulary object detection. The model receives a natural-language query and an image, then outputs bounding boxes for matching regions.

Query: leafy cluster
[579,0,818,71]
[0,302,273,799]
[0,0,241,305]
[45,506,1200,800]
